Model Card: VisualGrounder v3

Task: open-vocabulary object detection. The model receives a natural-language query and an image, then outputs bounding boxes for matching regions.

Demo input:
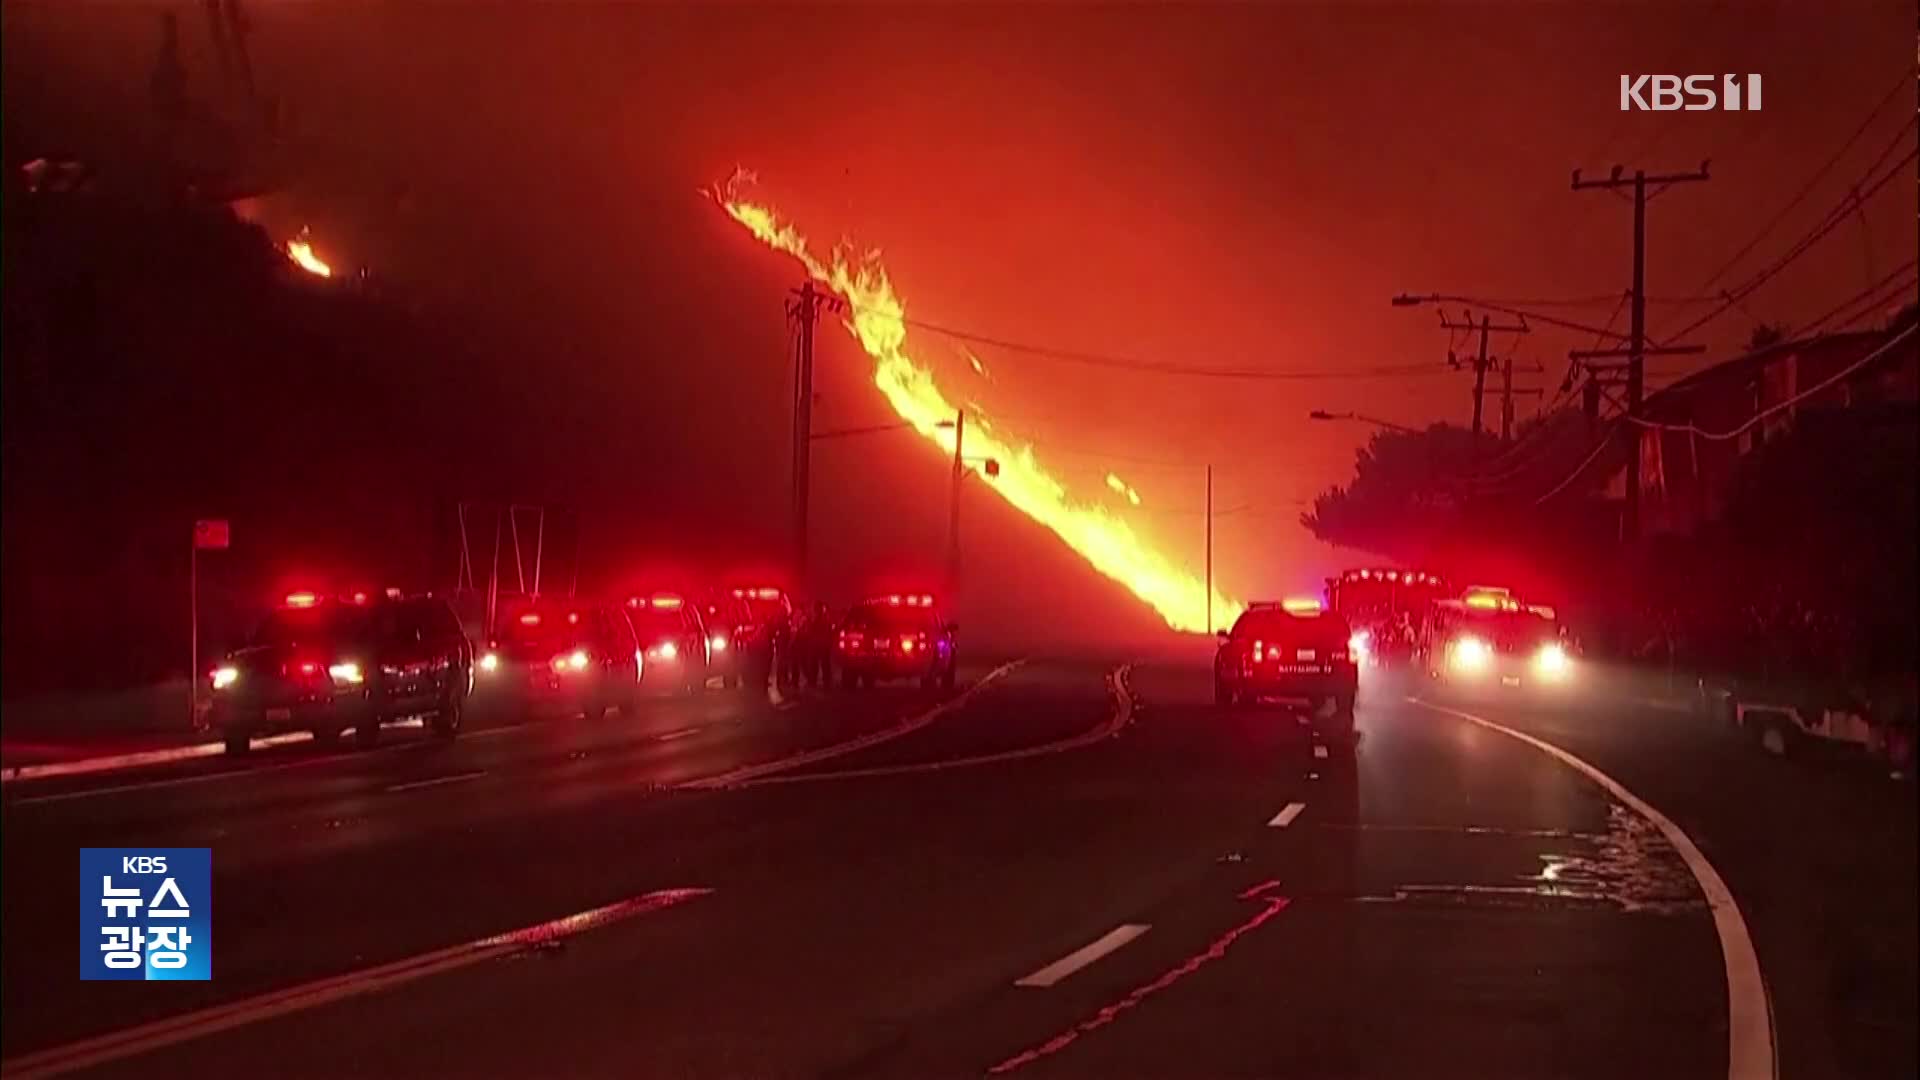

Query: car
[1423,589,1575,697]
[834,593,958,691]
[626,591,710,694]
[476,598,642,719]
[1214,598,1359,728]
[208,589,473,754]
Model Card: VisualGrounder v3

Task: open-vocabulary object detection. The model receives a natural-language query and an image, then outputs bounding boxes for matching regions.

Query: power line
[1666,138,1918,343]
[1696,69,1913,292]
[1530,422,1624,505]
[1630,323,1918,443]
[846,301,1455,381]
[1790,258,1919,339]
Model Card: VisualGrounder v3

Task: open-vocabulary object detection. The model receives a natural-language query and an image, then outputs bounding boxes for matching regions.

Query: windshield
[249,606,371,649]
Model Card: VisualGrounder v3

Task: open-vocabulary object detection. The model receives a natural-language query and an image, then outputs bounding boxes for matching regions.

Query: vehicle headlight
[552,650,591,673]
[211,666,239,690]
[328,662,365,685]
[709,634,728,653]
[1450,636,1491,672]
[1534,642,1572,678]
[478,652,500,674]
[651,641,679,661]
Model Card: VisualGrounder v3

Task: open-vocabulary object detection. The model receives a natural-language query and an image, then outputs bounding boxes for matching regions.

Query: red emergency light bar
[876,593,936,607]
[1281,597,1323,614]
[519,612,542,626]
[284,591,319,609]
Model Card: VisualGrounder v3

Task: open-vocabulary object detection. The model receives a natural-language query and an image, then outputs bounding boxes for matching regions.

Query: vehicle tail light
[901,638,916,653]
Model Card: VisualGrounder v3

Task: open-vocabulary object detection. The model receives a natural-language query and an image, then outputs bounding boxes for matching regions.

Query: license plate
[1296,649,1316,661]
[1500,676,1521,687]
[266,707,292,722]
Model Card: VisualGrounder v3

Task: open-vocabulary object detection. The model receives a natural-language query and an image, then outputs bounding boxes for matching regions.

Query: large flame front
[714,177,1241,633]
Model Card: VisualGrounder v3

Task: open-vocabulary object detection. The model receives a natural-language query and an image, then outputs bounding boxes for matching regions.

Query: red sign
[193,520,230,550]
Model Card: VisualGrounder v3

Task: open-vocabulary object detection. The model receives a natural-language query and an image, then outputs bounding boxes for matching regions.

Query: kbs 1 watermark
[1621,74,1762,111]
[80,848,213,980]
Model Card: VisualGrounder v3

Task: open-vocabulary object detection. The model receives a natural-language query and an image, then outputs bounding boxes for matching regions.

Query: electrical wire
[1628,323,1917,442]
[1530,422,1625,505]
[1698,70,1915,292]
[1789,259,1919,340]
[1665,139,1918,343]
[841,300,1455,381]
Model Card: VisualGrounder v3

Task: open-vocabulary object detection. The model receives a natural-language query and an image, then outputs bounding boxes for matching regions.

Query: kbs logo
[80,848,212,981]
[1621,74,1762,111]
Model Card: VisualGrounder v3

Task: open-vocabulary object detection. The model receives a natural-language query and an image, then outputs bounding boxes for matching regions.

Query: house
[1624,308,1918,536]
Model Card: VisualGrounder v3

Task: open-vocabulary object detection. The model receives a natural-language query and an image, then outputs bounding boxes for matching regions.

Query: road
[2,655,1914,1078]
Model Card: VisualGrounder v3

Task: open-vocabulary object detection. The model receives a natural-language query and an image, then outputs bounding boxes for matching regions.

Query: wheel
[223,731,251,756]
[1215,680,1232,706]
[311,726,344,748]
[432,697,463,739]
[355,716,382,749]
[587,701,609,721]
[921,669,938,692]
[941,663,957,692]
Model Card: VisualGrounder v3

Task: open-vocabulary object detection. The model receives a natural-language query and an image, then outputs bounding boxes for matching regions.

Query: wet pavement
[1,658,1912,1078]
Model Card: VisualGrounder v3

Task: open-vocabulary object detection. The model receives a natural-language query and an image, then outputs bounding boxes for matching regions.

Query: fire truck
[1324,568,1451,670]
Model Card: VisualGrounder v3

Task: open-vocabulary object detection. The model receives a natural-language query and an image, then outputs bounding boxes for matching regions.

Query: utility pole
[1496,355,1547,440]
[948,409,965,598]
[786,281,839,587]
[1204,465,1214,636]
[1438,311,1529,461]
[1571,163,1711,540]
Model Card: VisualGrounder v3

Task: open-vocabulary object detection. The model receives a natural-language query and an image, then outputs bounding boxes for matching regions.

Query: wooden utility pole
[948,409,965,598]
[1571,163,1711,540]
[1438,312,1529,462]
[787,281,831,584]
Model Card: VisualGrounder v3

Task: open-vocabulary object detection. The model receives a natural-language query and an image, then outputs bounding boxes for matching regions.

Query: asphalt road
[2,656,1913,1078]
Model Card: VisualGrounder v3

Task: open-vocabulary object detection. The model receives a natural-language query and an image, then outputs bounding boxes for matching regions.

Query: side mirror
[1215,630,1230,644]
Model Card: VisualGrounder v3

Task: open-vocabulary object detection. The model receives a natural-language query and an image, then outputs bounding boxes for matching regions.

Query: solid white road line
[1015,924,1152,988]
[1410,697,1776,1080]
[0,888,713,1080]
[680,660,1026,790]
[655,727,700,742]
[732,664,1135,789]
[383,770,488,794]
[1268,802,1306,828]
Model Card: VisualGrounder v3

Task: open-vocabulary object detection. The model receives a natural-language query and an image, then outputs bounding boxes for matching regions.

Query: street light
[1309,410,1421,435]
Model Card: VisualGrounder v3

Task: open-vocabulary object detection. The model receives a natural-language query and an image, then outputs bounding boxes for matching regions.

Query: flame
[1105,472,1144,507]
[284,230,333,278]
[713,173,1240,633]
